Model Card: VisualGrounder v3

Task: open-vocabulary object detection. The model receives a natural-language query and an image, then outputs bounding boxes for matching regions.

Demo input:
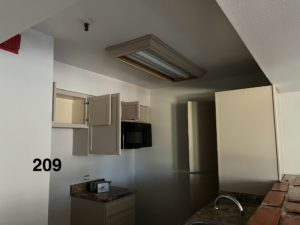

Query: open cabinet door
[89,93,121,155]
[89,94,111,126]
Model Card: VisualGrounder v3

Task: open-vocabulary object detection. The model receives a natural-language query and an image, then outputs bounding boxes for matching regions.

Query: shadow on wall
[171,92,215,172]
[135,91,219,225]
[171,102,189,171]
[172,93,220,213]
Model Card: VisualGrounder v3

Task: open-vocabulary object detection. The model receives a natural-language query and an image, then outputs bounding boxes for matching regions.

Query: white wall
[277,91,300,175]
[0,29,54,225]
[49,61,150,225]
[135,74,270,225]
[0,0,80,43]
[216,0,300,93]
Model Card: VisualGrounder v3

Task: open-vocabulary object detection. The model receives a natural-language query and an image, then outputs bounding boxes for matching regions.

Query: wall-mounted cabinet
[121,101,150,123]
[52,84,90,128]
[75,93,121,156]
[52,83,121,155]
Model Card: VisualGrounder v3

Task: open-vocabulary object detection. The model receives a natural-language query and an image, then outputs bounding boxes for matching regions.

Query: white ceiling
[34,0,265,89]
[216,0,300,93]
[0,0,80,43]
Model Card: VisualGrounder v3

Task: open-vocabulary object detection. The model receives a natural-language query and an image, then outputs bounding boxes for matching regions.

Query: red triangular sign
[0,34,21,54]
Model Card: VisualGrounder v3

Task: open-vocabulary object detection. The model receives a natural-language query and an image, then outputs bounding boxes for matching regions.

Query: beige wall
[0,29,53,225]
[215,86,278,195]
[277,91,300,175]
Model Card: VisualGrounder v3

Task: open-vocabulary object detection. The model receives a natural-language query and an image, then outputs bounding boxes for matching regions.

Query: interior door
[187,101,218,173]
[89,93,121,155]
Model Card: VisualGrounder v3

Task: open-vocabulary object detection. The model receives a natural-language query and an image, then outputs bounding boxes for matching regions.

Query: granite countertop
[70,179,135,203]
[185,175,300,225]
[184,192,263,225]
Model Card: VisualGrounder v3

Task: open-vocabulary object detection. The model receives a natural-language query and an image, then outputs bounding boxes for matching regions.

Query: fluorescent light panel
[127,50,192,79]
[106,35,206,82]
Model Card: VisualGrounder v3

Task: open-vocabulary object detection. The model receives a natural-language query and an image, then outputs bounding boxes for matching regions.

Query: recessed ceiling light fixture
[106,34,206,82]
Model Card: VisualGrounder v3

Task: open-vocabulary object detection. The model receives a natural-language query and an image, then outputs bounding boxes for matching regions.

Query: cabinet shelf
[52,122,88,129]
[52,84,90,128]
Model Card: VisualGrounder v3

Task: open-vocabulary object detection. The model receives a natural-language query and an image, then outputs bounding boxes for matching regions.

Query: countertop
[184,191,263,225]
[247,174,300,225]
[185,175,300,225]
[70,179,135,203]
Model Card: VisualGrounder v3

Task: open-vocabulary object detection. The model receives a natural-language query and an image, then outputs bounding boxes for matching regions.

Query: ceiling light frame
[106,34,206,82]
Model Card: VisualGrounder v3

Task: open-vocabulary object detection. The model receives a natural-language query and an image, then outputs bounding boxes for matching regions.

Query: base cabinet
[106,208,135,225]
[70,194,135,225]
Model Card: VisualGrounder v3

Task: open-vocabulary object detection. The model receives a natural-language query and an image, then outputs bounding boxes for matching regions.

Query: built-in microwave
[121,122,152,149]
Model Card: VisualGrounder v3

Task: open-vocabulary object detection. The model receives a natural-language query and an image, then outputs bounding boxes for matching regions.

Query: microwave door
[124,131,143,149]
[121,122,152,149]
[142,129,149,147]
[129,131,143,149]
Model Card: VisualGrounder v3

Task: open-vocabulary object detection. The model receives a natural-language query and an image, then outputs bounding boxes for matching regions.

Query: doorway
[187,100,219,211]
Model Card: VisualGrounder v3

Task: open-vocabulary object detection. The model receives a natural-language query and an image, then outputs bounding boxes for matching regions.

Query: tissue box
[88,179,111,193]
[97,182,110,193]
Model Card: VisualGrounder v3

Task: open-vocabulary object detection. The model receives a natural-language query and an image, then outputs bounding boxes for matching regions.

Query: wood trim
[106,35,151,57]
[118,56,198,82]
[119,56,174,81]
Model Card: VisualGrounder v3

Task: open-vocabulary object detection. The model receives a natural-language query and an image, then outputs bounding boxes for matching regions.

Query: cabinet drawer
[106,194,135,218]
[106,208,135,225]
